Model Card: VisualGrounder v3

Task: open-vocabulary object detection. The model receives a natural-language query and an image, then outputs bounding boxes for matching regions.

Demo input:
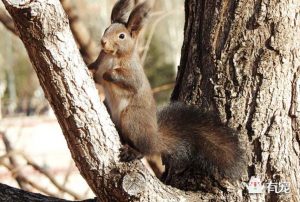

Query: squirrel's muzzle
[101,39,107,48]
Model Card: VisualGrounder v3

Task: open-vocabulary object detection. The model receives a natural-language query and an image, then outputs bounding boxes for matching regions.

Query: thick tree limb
[1,0,215,201]
[0,183,96,202]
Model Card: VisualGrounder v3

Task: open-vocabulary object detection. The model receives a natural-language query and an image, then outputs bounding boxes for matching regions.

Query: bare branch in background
[152,83,174,94]
[60,0,98,64]
[22,154,82,200]
[0,9,16,35]
[0,131,84,200]
[62,160,74,187]
[1,162,62,198]
[141,10,178,65]
[0,131,29,191]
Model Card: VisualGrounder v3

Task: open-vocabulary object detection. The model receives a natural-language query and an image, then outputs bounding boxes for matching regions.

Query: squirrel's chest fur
[94,52,150,127]
[104,83,130,126]
[94,53,126,125]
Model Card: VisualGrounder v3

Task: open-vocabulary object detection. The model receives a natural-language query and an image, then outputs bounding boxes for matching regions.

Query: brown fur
[157,103,245,182]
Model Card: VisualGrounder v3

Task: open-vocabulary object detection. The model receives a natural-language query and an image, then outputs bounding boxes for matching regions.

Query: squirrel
[88,0,245,184]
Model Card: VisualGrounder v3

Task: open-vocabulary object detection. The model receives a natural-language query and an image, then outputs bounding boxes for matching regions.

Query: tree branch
[0,131,29,191]
[0,162,64,198]
[60,0,98,64]
[22,154,82,200]
[0,183,97,202]
[0,9,17,34]
[0,131,83,199]
[152,82,174,94]
[1,0,214,201]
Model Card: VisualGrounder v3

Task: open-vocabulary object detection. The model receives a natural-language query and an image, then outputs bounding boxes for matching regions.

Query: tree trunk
[173,0,300,201]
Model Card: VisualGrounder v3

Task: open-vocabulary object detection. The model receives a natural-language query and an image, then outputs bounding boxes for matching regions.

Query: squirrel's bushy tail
[157,102,245,179]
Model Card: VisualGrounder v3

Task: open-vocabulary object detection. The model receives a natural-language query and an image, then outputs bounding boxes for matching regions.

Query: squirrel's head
[101,0,151,57]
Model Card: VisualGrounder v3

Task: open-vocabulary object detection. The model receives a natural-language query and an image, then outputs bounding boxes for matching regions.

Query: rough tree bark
[0,183,96,202]
[172,0,300,201]
[0,0,221,201]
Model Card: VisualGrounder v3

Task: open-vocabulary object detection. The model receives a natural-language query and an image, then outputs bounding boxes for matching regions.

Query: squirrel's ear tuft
[126,1,151,37]
[111,0,135,24]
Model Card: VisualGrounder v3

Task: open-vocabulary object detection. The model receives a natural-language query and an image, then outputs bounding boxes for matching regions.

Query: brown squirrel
[89,0,245,183]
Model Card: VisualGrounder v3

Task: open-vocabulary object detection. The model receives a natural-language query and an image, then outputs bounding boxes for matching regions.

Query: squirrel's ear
[111,0,135,24]
[126,1,151,37]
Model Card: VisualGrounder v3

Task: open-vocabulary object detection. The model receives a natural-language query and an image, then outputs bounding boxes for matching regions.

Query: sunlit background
[0,0,184,200]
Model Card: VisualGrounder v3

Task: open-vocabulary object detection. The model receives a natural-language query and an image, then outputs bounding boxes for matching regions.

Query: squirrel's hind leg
[160,154,189,184]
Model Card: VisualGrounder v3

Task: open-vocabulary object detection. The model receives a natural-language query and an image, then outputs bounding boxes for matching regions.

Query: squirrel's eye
[119,33,125,39]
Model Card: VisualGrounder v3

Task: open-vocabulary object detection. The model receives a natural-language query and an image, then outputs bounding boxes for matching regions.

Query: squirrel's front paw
[103,69,117,82]
[119,145,143,162]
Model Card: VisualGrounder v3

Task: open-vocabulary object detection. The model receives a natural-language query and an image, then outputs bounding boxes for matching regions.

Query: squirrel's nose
[101,39,107,47]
